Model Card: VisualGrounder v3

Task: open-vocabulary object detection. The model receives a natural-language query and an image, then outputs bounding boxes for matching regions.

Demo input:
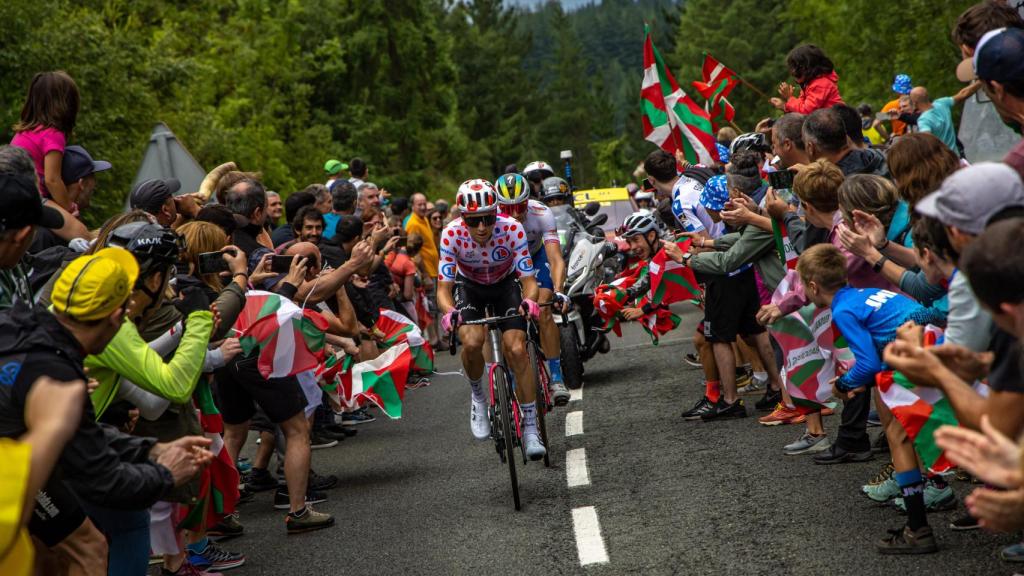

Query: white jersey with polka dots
[438,215,536,285]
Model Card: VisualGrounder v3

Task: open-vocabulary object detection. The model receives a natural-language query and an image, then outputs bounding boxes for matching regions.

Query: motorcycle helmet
[540,176,571,203]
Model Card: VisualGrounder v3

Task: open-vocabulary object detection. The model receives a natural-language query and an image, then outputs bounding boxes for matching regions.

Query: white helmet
[620,211,660,238]
[523,161,555,182]
[456,179,498,215]
[634,190,655,202]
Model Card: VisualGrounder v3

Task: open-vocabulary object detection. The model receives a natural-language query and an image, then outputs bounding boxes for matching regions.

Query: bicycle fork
[487,326,523,443]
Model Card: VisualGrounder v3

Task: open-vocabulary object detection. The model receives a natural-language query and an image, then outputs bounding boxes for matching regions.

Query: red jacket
[785,71,844,114]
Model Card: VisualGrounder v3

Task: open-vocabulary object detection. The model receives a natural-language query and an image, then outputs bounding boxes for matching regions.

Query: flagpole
[727,120,745,134]
[703,51,772,100]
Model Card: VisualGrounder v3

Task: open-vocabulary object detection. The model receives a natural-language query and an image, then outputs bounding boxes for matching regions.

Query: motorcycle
[550,201,619,389]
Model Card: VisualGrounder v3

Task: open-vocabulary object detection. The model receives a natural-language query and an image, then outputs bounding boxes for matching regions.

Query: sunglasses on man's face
[504,202,528,216]
[464,214,497,228]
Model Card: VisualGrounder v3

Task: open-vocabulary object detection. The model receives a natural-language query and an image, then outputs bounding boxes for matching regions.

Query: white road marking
[565,411,584,436]
[572,506,609,565]
[566,448,590,487]
[569,387,583,402]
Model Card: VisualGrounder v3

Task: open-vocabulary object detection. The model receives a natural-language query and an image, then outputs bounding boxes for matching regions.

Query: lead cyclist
[494,173,571,406]
[436,179,547,461]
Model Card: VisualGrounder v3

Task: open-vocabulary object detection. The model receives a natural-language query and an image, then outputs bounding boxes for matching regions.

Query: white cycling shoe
[470,398,491,440]
[524,432,546,461]
[549,380,571,406]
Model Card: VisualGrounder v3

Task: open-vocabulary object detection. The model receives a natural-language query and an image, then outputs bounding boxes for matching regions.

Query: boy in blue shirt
[798,244,945,554]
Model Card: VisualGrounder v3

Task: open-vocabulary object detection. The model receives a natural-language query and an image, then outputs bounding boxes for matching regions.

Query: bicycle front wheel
[493,365,521,511]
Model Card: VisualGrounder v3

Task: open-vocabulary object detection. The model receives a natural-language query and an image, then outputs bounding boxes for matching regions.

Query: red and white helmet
[523,161,555,181]
[456,179,498,215]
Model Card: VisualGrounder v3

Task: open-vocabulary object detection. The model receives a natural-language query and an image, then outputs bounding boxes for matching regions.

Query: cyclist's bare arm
[437,280,456,315]
[544,241,566,295]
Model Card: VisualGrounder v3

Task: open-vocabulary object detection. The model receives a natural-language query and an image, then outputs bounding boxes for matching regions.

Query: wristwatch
[682,252,692,265]
[872,255,889,273]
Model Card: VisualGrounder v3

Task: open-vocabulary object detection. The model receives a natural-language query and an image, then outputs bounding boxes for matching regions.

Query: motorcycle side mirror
[589,213,608,227]
[583,202,600,216]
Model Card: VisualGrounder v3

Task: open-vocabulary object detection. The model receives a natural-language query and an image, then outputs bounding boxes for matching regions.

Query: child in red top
[771,45,844,114]
[10,71,80,211]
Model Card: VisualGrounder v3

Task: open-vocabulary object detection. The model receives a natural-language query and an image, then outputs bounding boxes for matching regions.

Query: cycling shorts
[454,273,526,333]
[532,246,553,291]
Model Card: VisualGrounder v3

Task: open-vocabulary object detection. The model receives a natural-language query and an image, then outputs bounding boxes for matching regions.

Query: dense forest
[0,0,978,225]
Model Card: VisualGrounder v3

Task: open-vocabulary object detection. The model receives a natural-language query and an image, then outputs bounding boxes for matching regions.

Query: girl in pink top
[10,71,80,211]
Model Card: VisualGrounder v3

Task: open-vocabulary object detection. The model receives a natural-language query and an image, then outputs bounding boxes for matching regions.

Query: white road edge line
[572,506,609,565]
[565,411,584,437]
[569,387,583,402]
[566,448,590,487]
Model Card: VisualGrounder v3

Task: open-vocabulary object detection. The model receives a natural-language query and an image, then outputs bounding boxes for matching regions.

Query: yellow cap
[52,248,139,321]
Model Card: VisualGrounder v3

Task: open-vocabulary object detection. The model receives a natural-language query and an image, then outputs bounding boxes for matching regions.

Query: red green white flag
[877,370,957,472]
[641,25,718,165]
[772,218,799,270]
[234,291,328,379]
[177,432,239,532]
[701,52,737,87]
[768,302,851,413]
[646,239,702,306]
[640,308,681,345]
[340,343,413,419]
[374,309,434,375]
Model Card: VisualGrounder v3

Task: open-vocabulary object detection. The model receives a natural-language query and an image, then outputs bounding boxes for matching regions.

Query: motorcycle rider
[523,161,556,198]
[495,174,571,406]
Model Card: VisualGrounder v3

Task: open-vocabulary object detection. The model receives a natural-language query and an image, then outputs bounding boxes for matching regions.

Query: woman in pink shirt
[10,71,79,211]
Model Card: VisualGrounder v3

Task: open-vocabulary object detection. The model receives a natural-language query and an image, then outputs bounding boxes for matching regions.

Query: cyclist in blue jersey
[798,244,946,554]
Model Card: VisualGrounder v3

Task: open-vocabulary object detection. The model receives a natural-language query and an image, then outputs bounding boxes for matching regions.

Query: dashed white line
[565,411,584,436]
[572,506,609,565]
[569,387,583,402]
[566,448,590,487]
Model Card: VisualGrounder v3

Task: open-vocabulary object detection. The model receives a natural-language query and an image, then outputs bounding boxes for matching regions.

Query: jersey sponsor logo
[517,256,534,273]
[491,246,511,261]
[865,289,898,311]
[441,262,456,279]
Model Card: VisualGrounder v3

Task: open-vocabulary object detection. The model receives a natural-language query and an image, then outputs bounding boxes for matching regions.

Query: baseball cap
[61,145,111,184]
[51,247,139,321]
[700,175,730,212]
[0,171,64,232]
[324,159,349,175]
[915,163,1024,235]
[974,27,1024,84]
[892,74,912,95]
[129,178,181,214]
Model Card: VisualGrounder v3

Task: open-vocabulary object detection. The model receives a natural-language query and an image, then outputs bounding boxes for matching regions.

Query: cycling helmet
[634,190,655,203]
[523,161,555,182]
[625,182,639,196]
[456,179,498,215]
[104,221,183,282]
[619,211,660,238]
[729,132,771,155]
[540,176,571,202]
[494,173,530,205]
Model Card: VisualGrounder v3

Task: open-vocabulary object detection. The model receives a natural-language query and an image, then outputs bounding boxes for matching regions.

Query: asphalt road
[208,305,1018,575]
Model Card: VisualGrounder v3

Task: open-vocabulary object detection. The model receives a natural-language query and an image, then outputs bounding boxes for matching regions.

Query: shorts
[454,273,526,333]
[214,353,309,425]
[532,246,554,291]
[703,267,765,343]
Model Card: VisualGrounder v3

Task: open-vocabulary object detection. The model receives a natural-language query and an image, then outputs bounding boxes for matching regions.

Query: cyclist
[436,180,546,460]
[523,161,555,198]
[616,212,664,318]
[494,173,571,406]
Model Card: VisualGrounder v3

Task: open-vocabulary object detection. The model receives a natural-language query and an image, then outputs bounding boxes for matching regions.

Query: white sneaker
[470,398,490,440]
[524,432,546,461]
[549,380,571,406]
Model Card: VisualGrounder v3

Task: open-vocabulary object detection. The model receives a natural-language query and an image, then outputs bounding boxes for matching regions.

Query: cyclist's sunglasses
[464,214,497,228]
[502,202,528,216]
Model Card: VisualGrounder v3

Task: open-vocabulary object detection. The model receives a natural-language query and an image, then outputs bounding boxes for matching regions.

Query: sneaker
[681,396,714,420]
[700,399,747,421]
[470,398,490,440]
[208,513,244,541]
[549,379,571,407]
[273,487,328,510]
[877,525,938,555]
[863,477,901,502]
[245,468,280,493]
[308,469,338,491]
[286,507,335,535]
[737,376,764,395]
[734,371,753,390]
[813,445,874,465]
[683,352,701,367]
[524,432,546,461]
[1001,542,1024,562]
[310,432,338,450]
[754,388,782,411]
[317,425,349,442]
[949,513,980,532]
[235,457,251,474]
[162,560,223,575]
[892,482,957,513]
[866,462,895,487]
[339,408,376,426]
[193,542,245,571]
[867,410,882,427]
[783,433,831,455]
[759,403,802,426]
[236,486,254,505]
[325,423,357,437]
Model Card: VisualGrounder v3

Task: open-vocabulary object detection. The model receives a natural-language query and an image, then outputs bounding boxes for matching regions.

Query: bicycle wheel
[493,364,521,511]
[529,342,552,468]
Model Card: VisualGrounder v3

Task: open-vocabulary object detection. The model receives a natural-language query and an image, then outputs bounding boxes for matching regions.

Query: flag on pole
[701,52,737,87]
[772,218,800,270]
[641,25,718,165]
[877,370,958,472]
[340,343,413,419]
